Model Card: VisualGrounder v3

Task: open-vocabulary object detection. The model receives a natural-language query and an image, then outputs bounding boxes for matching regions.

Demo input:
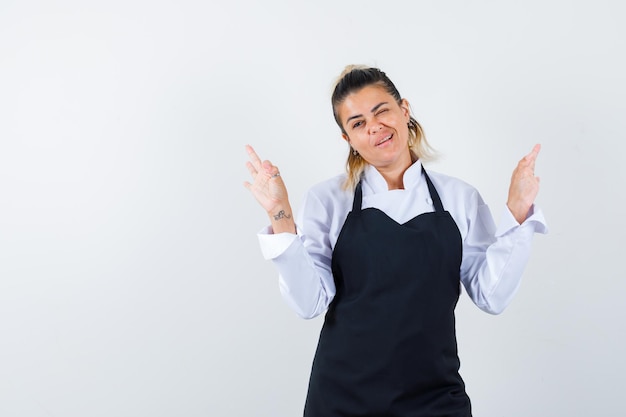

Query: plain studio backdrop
[1,1,624,416]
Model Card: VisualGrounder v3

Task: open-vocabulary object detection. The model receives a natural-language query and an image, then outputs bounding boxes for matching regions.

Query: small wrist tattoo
[273,210,292,221]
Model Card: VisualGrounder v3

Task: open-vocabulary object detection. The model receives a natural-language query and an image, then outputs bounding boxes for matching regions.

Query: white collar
[362,160,424,194]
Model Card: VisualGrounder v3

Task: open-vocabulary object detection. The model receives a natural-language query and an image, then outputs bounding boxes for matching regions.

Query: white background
[1,1,624,416]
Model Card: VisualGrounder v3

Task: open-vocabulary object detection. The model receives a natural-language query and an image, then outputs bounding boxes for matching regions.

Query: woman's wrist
[506,201,530,225]
[268,203,296,234]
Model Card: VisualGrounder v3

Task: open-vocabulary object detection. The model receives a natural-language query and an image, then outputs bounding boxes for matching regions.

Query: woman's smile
[375,133,393,147]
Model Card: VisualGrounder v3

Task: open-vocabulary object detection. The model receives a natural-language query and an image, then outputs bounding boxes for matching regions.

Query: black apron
[304,169,472,417]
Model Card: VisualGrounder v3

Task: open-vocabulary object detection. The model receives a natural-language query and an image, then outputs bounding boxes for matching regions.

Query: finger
[246,161,258,177]
[246,144,263,170]
[518,144,540,173]
[262,160,278,176]
[524,143,541,163]
[258,159,283,182]
[527,144,541,173]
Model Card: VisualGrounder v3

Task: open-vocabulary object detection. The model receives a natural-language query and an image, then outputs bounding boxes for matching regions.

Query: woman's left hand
[507,144,542,224]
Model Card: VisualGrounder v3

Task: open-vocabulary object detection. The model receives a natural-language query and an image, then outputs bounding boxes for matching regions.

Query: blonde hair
[331,65,436,190]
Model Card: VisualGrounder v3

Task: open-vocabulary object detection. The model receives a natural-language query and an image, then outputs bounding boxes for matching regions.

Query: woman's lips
[376,134,393,146]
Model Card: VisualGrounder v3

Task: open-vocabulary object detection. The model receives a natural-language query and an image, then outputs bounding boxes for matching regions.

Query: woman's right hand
[506,144,541,224]
[244,145,296,233]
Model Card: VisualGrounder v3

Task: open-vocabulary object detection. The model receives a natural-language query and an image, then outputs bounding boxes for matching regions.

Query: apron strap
[352,181,363,213]
[422,167,445,213]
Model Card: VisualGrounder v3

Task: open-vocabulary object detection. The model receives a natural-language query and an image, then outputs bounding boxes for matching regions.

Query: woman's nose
[369,123,382,134]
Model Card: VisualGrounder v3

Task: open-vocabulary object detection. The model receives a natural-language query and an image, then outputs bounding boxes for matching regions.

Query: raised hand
[244,145,296,233]
[507,144,542,224]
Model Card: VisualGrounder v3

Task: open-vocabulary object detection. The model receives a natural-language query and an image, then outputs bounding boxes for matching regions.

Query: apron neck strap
[422,167,444,212]
[352,181,363,212]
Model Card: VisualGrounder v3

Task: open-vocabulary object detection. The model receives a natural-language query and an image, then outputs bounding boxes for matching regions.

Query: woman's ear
[400,98,410,119]
[342,133,350,144]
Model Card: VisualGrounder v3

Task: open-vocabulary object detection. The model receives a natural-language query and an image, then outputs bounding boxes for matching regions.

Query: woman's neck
[377,163,412,190]
[375,153,415,190]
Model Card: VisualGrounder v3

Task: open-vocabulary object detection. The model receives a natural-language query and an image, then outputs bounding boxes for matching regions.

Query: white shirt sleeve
[257,189,338,319]
[459,190,548,314]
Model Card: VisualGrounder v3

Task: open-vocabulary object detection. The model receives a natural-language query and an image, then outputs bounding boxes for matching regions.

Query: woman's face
[338,84,412,172]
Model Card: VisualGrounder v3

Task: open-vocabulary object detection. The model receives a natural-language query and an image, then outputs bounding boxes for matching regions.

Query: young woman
[244,66,547,417]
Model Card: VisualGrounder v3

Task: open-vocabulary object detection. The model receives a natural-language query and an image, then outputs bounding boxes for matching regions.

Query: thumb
[262,160,274,173]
